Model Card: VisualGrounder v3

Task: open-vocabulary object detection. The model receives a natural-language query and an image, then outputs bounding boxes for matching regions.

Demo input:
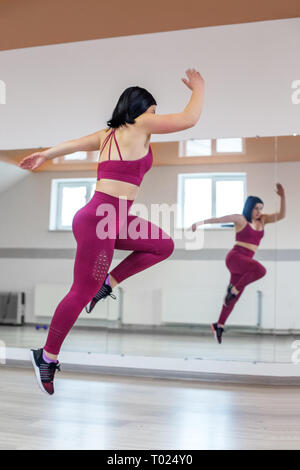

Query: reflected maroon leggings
[44,191,174,355]
[218,245,267,325]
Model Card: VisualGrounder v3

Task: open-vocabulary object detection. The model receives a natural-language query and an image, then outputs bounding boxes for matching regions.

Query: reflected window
[182,139,212,156]
[216,138,243,153]
[49,178,96,230]
[177,173,246,229]
[179,137,244,156]
[63,152,87,161]
[53,151,87,163]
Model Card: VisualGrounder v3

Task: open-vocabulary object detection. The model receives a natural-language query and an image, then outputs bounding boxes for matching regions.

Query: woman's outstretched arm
[45,130,102,160]
[188,214,244,231]
[19,130,102,170]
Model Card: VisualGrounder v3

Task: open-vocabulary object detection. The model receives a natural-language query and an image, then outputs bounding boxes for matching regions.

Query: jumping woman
[190,183,285,344]
[19,68,205,394]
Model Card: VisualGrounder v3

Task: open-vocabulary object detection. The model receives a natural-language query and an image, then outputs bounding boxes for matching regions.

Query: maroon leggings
[218,245,266,325]
[44,191,174,355]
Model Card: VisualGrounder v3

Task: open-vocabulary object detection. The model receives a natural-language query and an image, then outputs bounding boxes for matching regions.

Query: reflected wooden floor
[1,367,300,450]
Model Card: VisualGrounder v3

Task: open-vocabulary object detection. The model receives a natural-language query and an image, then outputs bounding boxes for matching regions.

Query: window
[216,138,243,153]
[179,137,244,157]
[53,151,88,163]
[177,173,246,229]
[180,139,212,156]
[63,152,87,161]
[49,179,96,230]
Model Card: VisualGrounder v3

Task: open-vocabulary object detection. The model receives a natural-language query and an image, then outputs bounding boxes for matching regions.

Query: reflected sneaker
[30,348,61,395]
[85,281,116,314]
[210,322,224,344]
[224,283,237,306]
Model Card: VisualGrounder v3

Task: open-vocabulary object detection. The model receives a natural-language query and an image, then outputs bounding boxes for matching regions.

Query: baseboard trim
[3,347,300,386]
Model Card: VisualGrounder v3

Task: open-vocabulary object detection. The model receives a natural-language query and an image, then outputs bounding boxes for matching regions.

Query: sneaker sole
[210,323,218,342]
[85,301,95,313]
[30,349,51,396]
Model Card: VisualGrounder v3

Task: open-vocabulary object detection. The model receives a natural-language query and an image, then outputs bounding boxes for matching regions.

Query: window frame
[215,137,244,154]
[49,178,96,231]
[177,172,247,229]
[179,137,245,157]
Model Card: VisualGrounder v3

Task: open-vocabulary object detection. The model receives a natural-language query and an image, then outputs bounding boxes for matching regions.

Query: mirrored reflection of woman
[18,69,205,394]
[190,183,285,344]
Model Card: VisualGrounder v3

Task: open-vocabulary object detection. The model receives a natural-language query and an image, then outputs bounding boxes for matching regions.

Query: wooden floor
[1,366,300,450]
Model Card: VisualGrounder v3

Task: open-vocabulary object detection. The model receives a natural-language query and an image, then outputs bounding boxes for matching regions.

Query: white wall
[0,18,299,149]
[0,162,28,195]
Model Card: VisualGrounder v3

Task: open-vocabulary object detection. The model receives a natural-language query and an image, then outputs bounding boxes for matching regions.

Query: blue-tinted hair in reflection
[242,196,264,222]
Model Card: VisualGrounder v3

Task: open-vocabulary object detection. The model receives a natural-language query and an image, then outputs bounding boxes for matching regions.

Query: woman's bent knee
[159,236,175,259]
[258,264,267,278]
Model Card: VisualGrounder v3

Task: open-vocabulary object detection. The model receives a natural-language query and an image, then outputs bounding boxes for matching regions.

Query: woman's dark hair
[106,86,157,129]
[242,196,264,222]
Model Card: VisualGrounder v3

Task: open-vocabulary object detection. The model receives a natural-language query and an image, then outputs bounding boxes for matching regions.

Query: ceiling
[0,0,300,51]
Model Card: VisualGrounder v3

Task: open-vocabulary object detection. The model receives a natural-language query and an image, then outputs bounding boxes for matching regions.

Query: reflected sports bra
[235,222,264,246]
[97,128,153,186]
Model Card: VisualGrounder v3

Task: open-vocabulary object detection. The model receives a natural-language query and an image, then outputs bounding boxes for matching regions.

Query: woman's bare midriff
[95,123,151,201]
[234,241,258,253]
[95,178,139,201]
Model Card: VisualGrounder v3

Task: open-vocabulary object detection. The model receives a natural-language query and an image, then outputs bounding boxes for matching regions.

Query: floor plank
[1,367,300,450]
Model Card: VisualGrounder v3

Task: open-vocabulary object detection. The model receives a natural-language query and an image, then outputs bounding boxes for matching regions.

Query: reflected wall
[274,135,300,364]
[103,135,277,362]
[1,17,299,368]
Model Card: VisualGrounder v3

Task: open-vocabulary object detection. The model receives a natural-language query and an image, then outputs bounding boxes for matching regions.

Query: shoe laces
[40,361,61,383]
[94,283,116,301]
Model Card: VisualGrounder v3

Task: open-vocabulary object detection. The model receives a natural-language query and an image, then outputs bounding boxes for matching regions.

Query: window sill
[49,226,235,233]
[48,229,72,232]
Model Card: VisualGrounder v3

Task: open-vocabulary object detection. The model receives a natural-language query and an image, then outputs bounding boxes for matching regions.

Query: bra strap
[108,132,113,160]
[113,130,123,161]
[100,129,114,154]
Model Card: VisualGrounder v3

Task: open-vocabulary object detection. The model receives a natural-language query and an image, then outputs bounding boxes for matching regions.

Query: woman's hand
[275,183,285,197]
[186,222,198,231]
[182,69,204,91]
[18,152,47,170]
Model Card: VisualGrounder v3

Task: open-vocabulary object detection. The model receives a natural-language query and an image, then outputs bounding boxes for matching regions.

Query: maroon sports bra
[235,222,264,246]
[97,128,153,187]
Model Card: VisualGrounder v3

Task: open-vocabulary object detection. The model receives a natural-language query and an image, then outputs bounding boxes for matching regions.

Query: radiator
[33,284,262,328]
[161,287,261,327]
[34,283,121,321]
[0,291,25,325]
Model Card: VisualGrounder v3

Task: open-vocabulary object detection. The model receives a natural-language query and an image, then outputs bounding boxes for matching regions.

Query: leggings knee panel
[157,237,175,258]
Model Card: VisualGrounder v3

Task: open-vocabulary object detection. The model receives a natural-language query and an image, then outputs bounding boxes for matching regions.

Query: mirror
[102,135,277,363]
[1,17,298,373]
[0,136,278,364]
[274,135,299,365]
